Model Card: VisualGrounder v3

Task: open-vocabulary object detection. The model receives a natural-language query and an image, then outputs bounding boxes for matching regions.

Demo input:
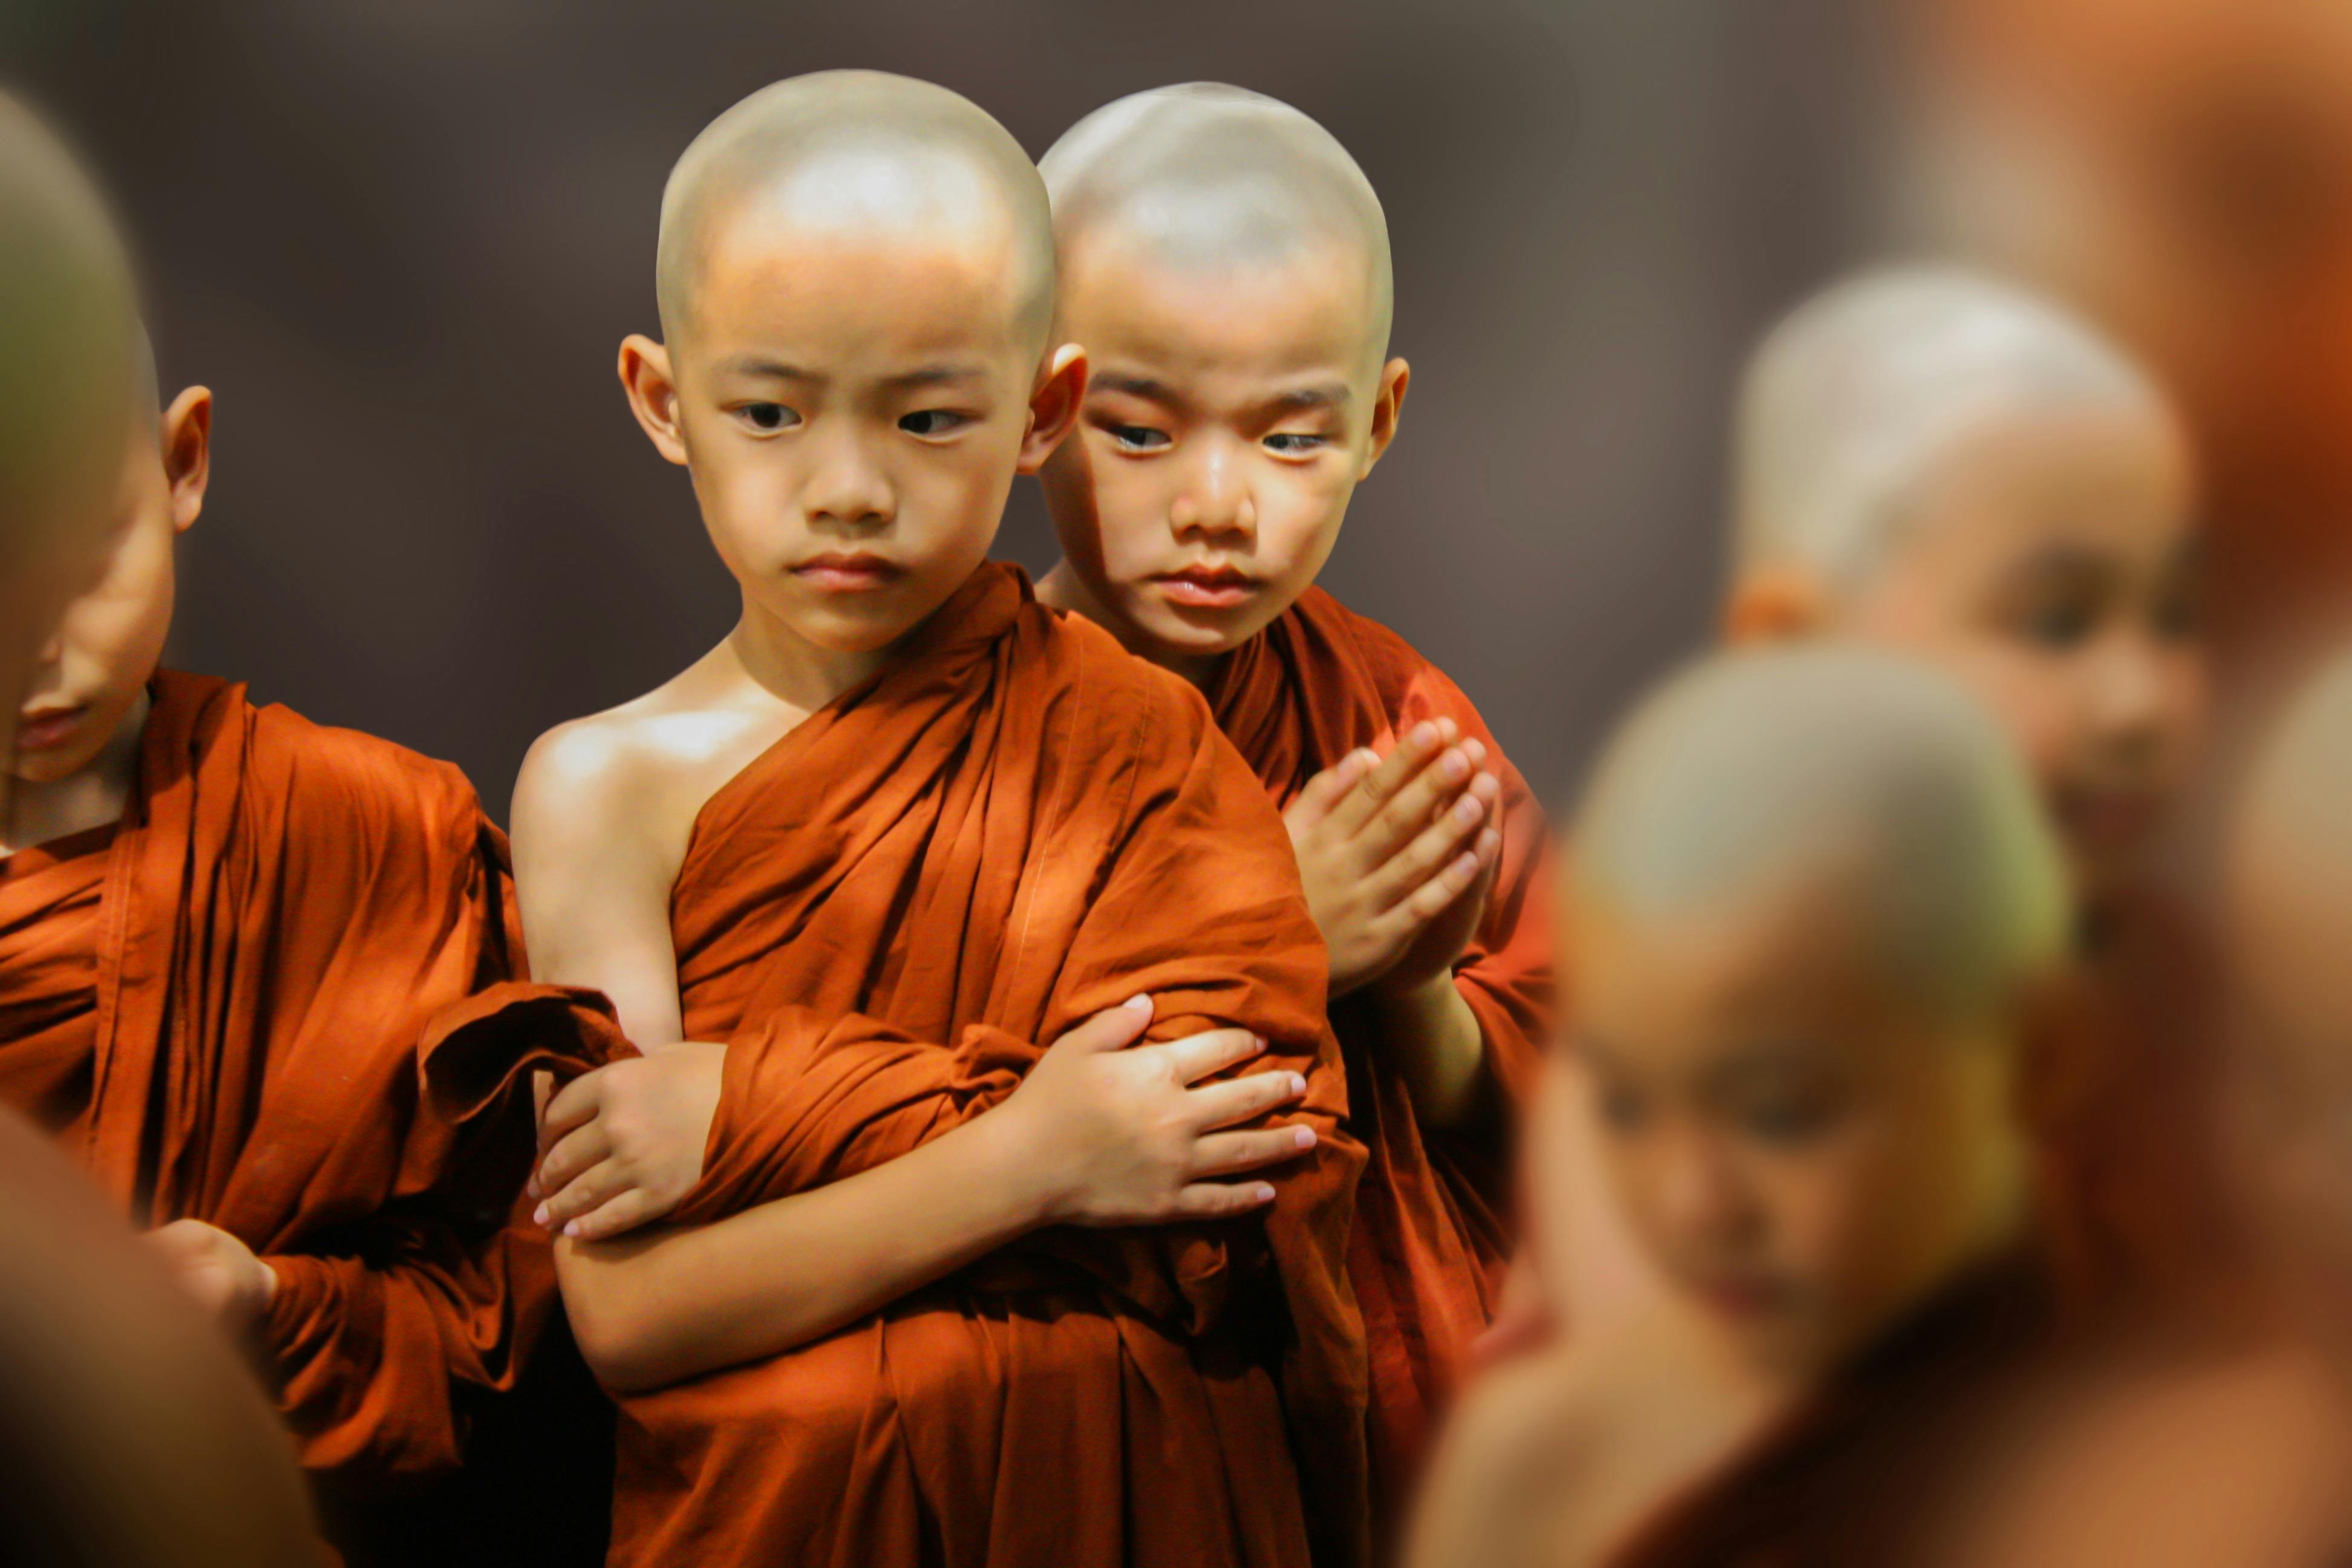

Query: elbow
[555,1245,675,1396]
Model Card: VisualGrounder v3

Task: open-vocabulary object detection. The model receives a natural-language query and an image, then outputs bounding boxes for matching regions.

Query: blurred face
[626,209,1073,657]
[1843,403,2207,900]
[2225,820,2352,1366]
[11,388,207,786]
[1039,231,1406,676]
[1573,864,2025,1380]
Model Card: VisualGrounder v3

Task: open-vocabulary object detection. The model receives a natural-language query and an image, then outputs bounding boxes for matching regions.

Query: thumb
[1054,993,1155,1054]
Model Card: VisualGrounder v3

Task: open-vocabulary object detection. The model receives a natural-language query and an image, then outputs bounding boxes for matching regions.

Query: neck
[725,595,901,716]
[2,688,148,855]
[1037,560,1227,690]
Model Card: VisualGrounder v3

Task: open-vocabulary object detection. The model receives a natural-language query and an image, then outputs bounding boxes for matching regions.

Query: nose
[801,424,895,532]
[1168,434,1255,546]
[1651,1123,1761,1255]
[2086,631,2175,762]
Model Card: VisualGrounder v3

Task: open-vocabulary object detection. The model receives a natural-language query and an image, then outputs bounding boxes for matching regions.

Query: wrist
[971,1095,1070,1229]
[1370,966,1459,1010]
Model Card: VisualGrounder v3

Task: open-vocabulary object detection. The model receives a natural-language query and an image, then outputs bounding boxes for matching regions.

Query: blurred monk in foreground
[1411,646,2074,1566]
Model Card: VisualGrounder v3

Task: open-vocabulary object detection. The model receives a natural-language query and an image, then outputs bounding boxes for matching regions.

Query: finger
[563,1187,671,1243]
[1365,787,1490,910]
[537,1157,630,1229]
[1168,1179,1281,1219]
[1394,844,1488,926]
[1328,720,1454,835]
[1189,1123,1319,1178]
[1183,1069,1308,1131]
[1156,1027,1267,1085]
[1283,751,1372,835]
[532,1123,613,1214]
[1054,994,1155,1054]
[1367,740,1486,857]
[540,1071,605,1146]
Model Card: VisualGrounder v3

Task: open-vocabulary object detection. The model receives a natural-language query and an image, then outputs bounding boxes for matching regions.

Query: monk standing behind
[1030,85,1555,1532]
[511,72,1367,1567]
[1,329,615,1559]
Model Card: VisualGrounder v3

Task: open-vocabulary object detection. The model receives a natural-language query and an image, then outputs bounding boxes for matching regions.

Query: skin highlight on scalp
[1734,266,2173,594]
[654,70,1056,358]
[1574,644,2071,1028]
[1040,82,1394,368]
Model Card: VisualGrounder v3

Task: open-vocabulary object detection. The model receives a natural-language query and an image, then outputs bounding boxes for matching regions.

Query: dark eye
[2017,596,2099,650]
[1263,432,1327,455]
[900,410,973,437]
[1740,1096,1838,1146]
[737,402,794,433]
[1106,422,1169,452]
[1596,1082,1648,1134]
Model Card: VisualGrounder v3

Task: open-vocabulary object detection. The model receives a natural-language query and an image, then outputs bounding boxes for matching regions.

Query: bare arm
[510,720,690,1045]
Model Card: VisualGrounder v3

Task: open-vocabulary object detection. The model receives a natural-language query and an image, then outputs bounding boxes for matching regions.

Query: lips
[13,704,87,753]
[790,553,904,593]
[2056,787,2164,855]
[1685,1272,1792,1321]
[1152,564,1258,610]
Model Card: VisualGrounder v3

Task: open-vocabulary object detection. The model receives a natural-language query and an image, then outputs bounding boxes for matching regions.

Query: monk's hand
[1370,817,1503,1001]
[1282,717,1501,996]
[147,1220,276,1328]
[1011,994,1316,1226]
[532,1040,725,1242]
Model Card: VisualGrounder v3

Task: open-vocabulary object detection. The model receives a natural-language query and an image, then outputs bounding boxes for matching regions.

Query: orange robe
[619,564,1370,1568]
[0,669,618,1559]
[1205,587,1554,1514]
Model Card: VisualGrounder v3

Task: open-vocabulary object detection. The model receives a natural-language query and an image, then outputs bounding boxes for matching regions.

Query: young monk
[510,71,1366,1567]
[1028,83,1554,1525]
[1722,264,2223,1316]
[0,329,615,1559]
[1411,646,2074,1568]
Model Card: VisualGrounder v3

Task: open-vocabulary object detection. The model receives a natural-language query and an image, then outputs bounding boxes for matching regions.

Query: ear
[618,336,690,466]
[1360,357,1411,480]
[1018,342,1089,475]
[159,386,213,535]
[1722,566,1829,645]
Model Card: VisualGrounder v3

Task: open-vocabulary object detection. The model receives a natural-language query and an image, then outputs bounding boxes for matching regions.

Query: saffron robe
[617,564,1370,1568]
[0,670,618,1558]
[1204,587,1555,1515]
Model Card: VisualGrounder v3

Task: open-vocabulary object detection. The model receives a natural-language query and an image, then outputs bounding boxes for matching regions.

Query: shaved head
[655,70,1054,355]
[1040,83,1393,363]
[1734,266,2169,590]
[1576,645,2070,1024]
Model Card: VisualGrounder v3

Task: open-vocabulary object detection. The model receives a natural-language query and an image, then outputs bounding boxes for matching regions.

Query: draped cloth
[1204,587,1555,1520]
[621,564,1370,1568]
[0,669,619,1558]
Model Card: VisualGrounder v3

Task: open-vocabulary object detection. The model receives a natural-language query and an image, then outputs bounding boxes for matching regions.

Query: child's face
[642,218,1063,656]
[1573,866,2024,1380]
[12,390,206,785]
[1039,232,1404,668]
[1841,403,2206,900]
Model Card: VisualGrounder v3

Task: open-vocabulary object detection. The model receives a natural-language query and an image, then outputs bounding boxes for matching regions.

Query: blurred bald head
[1041,83,1393,364]
[0,94,139,606]
[655,70,1054,354]
[1734,266,2168,592]
[1575,645,2071,1024]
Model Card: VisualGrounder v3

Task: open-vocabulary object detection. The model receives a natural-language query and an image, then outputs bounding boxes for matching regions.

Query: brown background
[8,0,1881,818]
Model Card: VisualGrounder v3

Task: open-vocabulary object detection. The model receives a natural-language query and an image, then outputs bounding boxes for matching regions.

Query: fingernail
[1463,740,1486,765]
[532,1203,550,1227]
[1124,994,1152,1012]
[1254,1183,1278,1204]
[1412,722,1439,748]
[1442,751,1469,782]
[1252,1034,1269,1054]
[1287,1073,1307,1096]
[1292,1125,1318,1149]
[562,1220,581,1238]
[1454,795,1483,823]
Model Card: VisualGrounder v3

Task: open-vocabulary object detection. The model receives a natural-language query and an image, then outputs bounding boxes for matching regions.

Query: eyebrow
[715,355,818,383]
[1091,371,1184,405]
[1262,382,1353,414]
[879,363,989,393]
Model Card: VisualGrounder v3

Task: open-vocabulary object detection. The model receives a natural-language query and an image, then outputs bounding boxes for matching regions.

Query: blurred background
[2,0,1887,814]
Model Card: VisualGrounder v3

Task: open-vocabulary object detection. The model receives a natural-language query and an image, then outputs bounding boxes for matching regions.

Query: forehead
[1903,399,2199,563]
[1060,227,1380,388]
[687,214,1027,369]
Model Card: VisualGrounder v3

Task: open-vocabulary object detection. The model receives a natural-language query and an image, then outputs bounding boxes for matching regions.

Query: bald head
[1041,83,1393,362]
[1575,645,2070,1024]
[655,70,1054,355]
[1734,266,2169,590]
[0,94,139,577]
